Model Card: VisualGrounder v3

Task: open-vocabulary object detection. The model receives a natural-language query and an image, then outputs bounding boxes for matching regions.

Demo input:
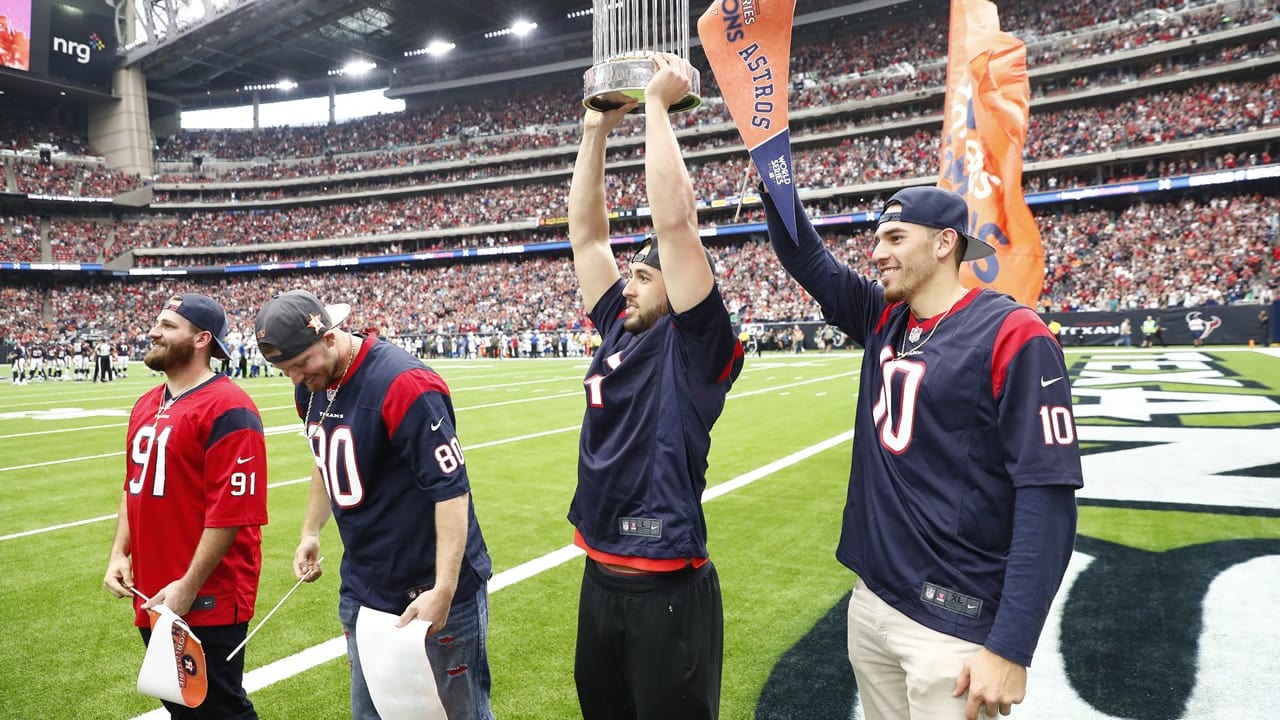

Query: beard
[143,334,196,372]
[881,262,930,304]
[623,299,670,334]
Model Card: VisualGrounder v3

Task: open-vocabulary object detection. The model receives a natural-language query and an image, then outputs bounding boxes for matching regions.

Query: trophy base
[583,57,701,114]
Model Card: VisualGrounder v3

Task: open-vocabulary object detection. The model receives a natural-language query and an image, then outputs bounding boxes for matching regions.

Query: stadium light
[242,80,298,92]
[404,40,455,58]
[568,3,618,18]
[485,20,538,39]
[327,60,377,77]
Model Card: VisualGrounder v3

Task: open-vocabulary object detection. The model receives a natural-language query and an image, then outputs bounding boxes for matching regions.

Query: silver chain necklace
[303,338,357,439]
[155,372,213,422]
[898,295,964,358]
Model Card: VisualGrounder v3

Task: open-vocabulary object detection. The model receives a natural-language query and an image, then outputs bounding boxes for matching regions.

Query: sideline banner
[698,0,799,242]
[938,0,1044,307]
[1041,305,1270,347]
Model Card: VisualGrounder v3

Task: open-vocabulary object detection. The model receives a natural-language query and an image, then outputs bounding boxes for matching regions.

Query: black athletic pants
[575,558,723,720]
[95,355,113,382]
[139,622,257,719]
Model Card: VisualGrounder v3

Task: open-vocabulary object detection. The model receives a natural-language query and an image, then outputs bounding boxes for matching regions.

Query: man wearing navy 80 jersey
[568,53,743,720]
[104,293,267,719]
[762,185,1082,720]
[254,289,493,720]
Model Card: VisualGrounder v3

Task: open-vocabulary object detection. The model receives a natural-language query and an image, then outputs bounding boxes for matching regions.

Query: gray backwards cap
[253,290,352,363]
[875,186,995,261]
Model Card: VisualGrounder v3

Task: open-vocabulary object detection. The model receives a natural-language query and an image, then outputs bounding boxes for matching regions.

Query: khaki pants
[847,578,983,719]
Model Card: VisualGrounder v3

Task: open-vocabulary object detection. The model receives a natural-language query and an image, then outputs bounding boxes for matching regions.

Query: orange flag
[938,0,1044,307]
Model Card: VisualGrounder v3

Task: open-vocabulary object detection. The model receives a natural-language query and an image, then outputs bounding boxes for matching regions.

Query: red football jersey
[124,374,268,627]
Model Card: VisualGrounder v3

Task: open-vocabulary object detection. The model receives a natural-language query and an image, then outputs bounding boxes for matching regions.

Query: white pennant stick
[226,557,324,661]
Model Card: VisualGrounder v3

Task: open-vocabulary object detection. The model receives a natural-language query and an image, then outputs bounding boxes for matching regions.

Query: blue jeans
[339,588,494,720]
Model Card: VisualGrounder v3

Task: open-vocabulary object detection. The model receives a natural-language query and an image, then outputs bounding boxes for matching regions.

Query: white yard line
[2,368,860,543]
[0,476,315,542]
[126,428,857,719]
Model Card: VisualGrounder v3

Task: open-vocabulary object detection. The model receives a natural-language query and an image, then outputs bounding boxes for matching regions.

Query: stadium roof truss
[110,0,601,103]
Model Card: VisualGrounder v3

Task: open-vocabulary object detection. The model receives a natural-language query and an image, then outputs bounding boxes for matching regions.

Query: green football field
[1,347,1277,719]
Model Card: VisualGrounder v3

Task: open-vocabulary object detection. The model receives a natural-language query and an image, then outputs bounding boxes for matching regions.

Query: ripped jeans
[338,588,494,719]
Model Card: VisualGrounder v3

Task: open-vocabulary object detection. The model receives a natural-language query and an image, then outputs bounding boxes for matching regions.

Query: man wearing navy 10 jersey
[762,184,1082,720]
[254,289,493,720]
[104,292,267,719]
[567,53,744,720]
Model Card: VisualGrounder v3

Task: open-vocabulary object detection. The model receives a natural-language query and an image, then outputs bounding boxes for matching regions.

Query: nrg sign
[51,32,104,64]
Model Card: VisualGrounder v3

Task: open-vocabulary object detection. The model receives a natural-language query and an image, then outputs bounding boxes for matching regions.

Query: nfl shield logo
[326,389,337,402]
[908,326,922,343]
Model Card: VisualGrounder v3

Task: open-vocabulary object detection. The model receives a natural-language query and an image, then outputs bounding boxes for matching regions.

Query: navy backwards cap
[253,290,352,363]
[630,235,717,277]
[163,293,230,359]
[875,186,995,261]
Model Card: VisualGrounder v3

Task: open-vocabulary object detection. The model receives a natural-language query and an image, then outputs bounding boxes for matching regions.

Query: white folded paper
[354,606,446,720]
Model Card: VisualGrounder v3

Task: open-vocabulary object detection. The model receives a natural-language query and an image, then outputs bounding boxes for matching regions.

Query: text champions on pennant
[698,0,801,242]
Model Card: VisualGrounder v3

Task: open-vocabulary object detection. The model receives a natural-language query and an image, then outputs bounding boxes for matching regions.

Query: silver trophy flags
[583,0,702,113]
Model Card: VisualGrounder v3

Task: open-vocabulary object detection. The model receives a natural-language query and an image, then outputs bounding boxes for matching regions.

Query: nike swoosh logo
[1040,376,1064,387]
[236,456,255,464]
[430,417,445,431]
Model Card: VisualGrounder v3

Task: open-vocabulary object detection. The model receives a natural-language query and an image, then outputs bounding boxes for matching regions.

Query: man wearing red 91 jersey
[104,293,267,720]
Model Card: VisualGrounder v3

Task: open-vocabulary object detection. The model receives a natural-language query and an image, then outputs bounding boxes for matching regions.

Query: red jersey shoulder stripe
[382,367,452,438]
[992,307,1055,399]
[716,340,745,384]
[874,301,905,335]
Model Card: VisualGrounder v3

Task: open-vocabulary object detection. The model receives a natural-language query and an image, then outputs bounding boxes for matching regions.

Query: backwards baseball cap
[253,290,352,363]
[163,293,230,359]
[630,235,717,277]
[875,186,995,261]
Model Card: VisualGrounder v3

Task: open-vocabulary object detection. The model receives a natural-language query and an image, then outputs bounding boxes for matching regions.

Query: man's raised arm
[644,53,713,314]
[568,103,635,312]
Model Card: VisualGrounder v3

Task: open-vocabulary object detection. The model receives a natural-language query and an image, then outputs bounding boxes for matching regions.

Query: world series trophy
[583,0,701,113]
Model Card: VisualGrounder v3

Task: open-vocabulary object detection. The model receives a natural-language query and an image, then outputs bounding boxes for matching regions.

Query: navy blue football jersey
[296,336,491,614]
[569,280,743,561]
[765,192,1083,652]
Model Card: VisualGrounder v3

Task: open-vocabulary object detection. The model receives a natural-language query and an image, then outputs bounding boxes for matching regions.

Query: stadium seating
[1,0,1277,347]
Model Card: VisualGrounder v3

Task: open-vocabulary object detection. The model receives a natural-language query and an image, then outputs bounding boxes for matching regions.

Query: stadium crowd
[6,157,141,198]
[3,191,1275,350]
[125,69,1279,258]
[148,0,1273,167]
[1,0,1276,358]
